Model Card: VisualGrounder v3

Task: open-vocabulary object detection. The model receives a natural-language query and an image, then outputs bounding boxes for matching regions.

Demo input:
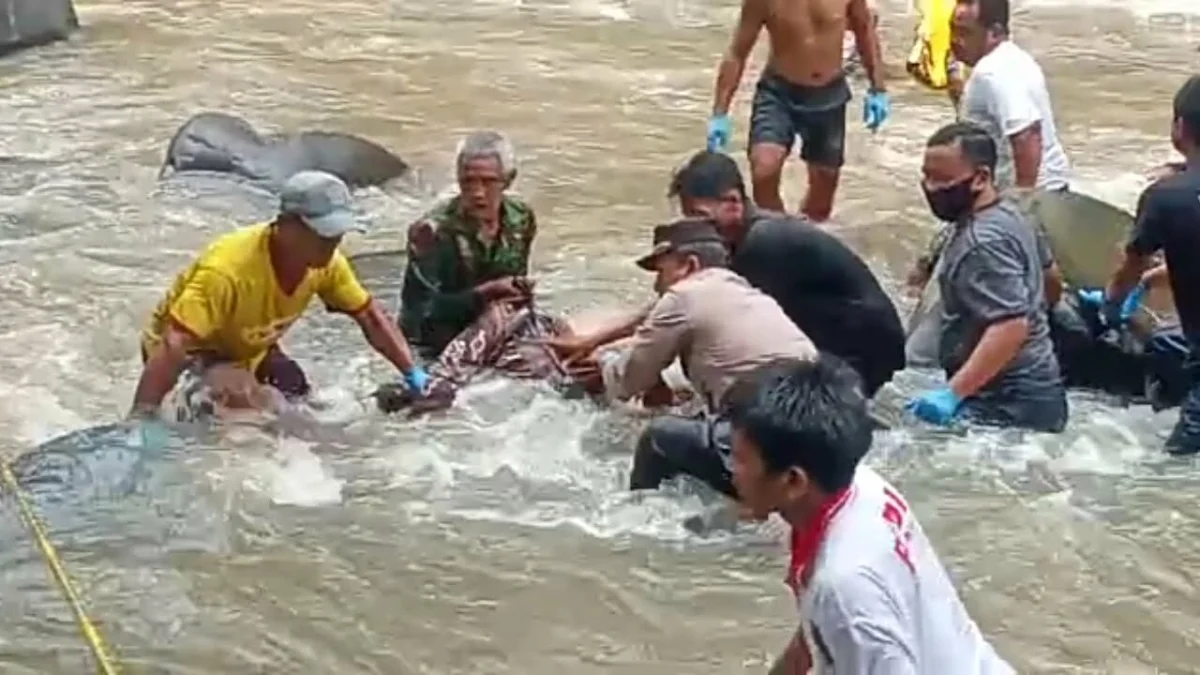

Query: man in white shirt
[951,0,1070,193]
[726,355,1012,674]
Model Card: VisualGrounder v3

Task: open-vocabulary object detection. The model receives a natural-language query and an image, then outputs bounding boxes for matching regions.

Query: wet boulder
[0,0,79,57]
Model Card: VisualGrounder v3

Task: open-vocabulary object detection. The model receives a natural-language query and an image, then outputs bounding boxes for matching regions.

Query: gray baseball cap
[279,171,365,239]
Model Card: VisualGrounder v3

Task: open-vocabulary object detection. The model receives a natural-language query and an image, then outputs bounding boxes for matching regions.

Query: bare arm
[767,630,812,675]
[601,294,690,401]
[583,304,654,351]
[947,62,965,111]
[352,299,420,374]
[948,317,1029,399]
[847,0,885,91]
[1009,123,1043,189]
[713,0,766,115]
[130,325,194,417]
[1105,251,1154,306]
[1043,262,1063,307]
[1106,184,1167,302]
[1141,263,1169,289]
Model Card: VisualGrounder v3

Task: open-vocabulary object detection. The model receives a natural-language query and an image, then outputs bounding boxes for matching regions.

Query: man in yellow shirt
[132,170,429,418]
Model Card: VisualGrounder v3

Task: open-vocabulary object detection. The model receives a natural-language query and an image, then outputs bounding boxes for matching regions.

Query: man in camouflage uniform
[374,131,569,414]
[399,131,539,355]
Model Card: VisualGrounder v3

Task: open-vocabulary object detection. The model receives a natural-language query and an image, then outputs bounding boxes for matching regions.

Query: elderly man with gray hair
[399,130,539,353]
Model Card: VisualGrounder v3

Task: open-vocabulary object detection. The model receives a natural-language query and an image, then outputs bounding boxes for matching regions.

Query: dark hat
[635,217,725,270]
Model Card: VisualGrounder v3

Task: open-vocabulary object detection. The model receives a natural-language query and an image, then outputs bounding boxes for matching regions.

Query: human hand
[512,276,536,297]
[566,357,604,394]
[863,89,890,131]
[1140,264,1168,289]
[542,333,600,365]
[905,387,961,426]
[476,276,525,301]
[642,379,676,408]
[403,365,431,393]
[1077,285,1144,326]
[1076,288,1105,308]
[123,409,171,451]
[707,114,732,152]
[1120,282,1147,321]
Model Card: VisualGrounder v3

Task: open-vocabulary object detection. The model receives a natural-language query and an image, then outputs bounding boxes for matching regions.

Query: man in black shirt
[1100,75,1200,455]
[667,151,905,397]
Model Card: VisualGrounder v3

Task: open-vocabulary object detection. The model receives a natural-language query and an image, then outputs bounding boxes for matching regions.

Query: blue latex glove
[1120,282,1146,320]
[863,90,890,131]
[1076,288,1105,307]
[125,415,171,451]
[706,114,732,152]
[905,387,962,426]
[404,366,431,393]
[1077,284,1145,325]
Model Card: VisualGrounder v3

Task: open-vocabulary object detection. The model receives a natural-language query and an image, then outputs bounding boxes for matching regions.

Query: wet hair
[726,354,872,492]
[927,120,998,174]
[675,241,730,268]
[668,150,746,201]
[456,130,517,180]
[958,0,1009,35]
[1173,75,1200,140]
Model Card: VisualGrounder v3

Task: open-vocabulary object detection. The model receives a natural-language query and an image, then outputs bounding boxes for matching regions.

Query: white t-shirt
[960,40,1070,192]
[787,466,1013,675]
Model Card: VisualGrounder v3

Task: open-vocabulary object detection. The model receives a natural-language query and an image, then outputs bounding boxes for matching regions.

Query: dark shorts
[749,70,851,169]
[630,413,735,498]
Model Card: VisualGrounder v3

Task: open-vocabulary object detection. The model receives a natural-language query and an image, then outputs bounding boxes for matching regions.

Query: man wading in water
[707,0,889,221]
[132,171,429,419]
[727,356,1012,673]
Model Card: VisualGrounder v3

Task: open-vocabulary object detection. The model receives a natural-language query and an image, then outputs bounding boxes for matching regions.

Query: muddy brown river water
[0,0,1198,672]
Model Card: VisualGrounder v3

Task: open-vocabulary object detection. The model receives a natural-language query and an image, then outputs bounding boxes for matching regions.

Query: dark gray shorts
[749,70,852,169]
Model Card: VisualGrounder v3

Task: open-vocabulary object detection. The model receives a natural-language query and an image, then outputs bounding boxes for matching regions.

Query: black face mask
[922,176,978,223]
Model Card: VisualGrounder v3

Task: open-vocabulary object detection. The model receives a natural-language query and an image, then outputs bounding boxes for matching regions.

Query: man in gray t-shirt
[908,121,1067,433]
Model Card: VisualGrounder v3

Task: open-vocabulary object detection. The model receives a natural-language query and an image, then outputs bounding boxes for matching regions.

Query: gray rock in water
[0,0,79,57]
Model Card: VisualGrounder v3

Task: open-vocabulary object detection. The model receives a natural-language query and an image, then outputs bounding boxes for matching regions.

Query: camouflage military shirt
[399,195,538,351]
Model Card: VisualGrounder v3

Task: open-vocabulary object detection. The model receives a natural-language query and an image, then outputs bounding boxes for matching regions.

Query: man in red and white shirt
[727,355,1012,674]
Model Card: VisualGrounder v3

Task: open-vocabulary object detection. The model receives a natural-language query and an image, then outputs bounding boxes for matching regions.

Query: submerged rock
[0,0,79,57]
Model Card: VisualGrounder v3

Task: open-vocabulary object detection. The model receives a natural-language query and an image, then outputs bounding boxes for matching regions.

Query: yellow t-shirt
[141,223,371,372]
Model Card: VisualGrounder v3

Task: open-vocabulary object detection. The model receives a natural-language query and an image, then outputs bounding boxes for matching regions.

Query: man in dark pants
[671,150,905,398]
[1098,76,1200,455]
[907,121,1067,432]
[706,0,889,221]
[591,219,817,497]
[547,152,905,400]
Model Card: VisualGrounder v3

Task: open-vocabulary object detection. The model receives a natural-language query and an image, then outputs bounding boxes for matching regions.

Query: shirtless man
[708,0,889,222]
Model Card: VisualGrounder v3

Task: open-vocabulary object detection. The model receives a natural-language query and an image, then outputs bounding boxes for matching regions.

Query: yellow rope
[0,461,121,674]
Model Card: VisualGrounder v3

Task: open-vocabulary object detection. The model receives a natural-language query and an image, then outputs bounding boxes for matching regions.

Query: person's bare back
[762,0,853,86]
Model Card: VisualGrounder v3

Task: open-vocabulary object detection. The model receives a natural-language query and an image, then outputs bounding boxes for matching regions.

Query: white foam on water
[233,432,345,507]
[0,384,91,449]
[574,0,633,21]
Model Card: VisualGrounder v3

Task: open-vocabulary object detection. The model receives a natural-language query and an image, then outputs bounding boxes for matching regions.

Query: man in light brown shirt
[596,218,817,497]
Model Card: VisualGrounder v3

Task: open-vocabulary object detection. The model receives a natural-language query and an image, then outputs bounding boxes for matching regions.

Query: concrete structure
[0,0,79,57]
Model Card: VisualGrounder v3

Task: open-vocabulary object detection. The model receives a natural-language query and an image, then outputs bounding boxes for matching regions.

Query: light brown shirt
[602,268,817,408]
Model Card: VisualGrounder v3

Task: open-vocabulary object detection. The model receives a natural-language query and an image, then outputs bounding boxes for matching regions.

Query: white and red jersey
[786,466,1013,674]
